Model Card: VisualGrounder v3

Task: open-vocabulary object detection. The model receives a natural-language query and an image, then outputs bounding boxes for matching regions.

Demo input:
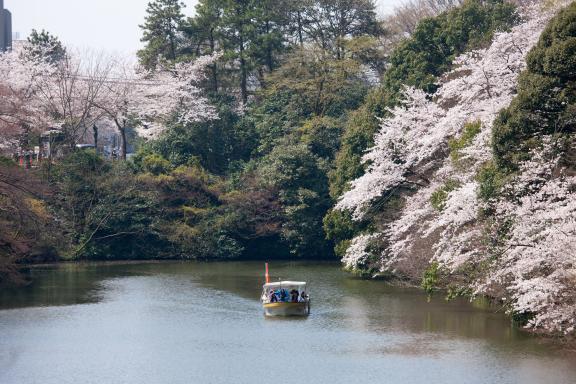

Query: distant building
[0,0,12,51]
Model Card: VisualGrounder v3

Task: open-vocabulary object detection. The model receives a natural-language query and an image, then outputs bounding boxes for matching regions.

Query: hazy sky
[6,0,407,55]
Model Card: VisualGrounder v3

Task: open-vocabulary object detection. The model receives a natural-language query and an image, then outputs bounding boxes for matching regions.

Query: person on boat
[290,289,299,302]
[300,291,308,302]
[280,288,288,302]
[268,289,277,303]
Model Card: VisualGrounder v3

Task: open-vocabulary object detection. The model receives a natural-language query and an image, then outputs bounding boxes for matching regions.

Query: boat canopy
[263,281,306,289]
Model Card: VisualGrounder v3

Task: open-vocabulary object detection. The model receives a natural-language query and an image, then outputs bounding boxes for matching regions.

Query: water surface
[0,261,574,384]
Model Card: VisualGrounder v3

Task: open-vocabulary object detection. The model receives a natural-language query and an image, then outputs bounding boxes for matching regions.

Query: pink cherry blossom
[337,2,575,333]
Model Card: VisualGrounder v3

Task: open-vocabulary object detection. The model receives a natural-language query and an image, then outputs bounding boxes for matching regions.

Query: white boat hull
[263,302,310,317]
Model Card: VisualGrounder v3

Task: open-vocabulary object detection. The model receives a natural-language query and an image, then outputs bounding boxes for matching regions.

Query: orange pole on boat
[265,263,270,284]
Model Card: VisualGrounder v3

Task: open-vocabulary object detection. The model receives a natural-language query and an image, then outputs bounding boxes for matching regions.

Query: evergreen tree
[493,1,576,171]
[24,29,66,63]
[249,0,287,75]
[220,0,256,105]
[303,0,381,59]
[138,0,186,69]
[180,0,226,92]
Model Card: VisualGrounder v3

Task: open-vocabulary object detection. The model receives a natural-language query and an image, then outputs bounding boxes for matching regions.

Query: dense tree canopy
[493,1,576,171]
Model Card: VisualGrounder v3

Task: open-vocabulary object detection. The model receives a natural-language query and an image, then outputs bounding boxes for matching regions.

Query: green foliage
[303,0,382,59]
[180,0,381,98]
[138,0,186,69]
[135,0,390,261]
[51,151,254,260]
[50,152,164,259]
[343,35,388,75]
[511,310,535,327]
[181,0,290,100]
[151,97,258,174]
[334,239,351,259]
[198,1,383,260]
[258,144,327,192]
[449,120,482,162]
[49,151,229,260]
[257,144,332,257]
[323,209,358,243]
[142,154,172,175]
[445,285,472,300]
[251,48,369,155]
[421,262,440,295]
[280,187,332,258]
[323,209,362,259]
[250,86,314,155]
[53,151,111,235]
[476,161,506,201]
[136,29,374,260]
[384,0,517,93]
[430,179,461,211]
[168,223,244,260]
[492,1,576,171]
[297,116,343,160]
[329,98,383,198]
[218,181,288,259]
[24,29,67,63]
[80,166,164,260]
[0,156,15,166]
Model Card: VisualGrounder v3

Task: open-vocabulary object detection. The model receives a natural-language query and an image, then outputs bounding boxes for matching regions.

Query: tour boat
[261,264,310,317]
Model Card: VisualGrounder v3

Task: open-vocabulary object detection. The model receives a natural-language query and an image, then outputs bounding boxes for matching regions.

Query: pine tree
[138,0,186,69]
[180,0,226,92]
[24,29,66,63]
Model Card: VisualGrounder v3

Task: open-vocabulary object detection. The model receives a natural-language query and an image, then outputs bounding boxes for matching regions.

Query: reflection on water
[0,263,141,308]
[0,261,574,384]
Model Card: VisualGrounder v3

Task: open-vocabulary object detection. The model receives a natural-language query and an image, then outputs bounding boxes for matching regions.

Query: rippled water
[0,261,574,384]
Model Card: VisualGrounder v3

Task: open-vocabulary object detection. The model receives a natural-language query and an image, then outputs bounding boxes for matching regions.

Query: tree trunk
[169,25,177,61]
[239,35,248,105]
[209,28,219,93]
[115,119,128,161]
[297,10,304,47]
[120,126,127,161]
[93,124,98,155]
[314,77,325,116]
[265,19,274,72]
[237,7,248,105]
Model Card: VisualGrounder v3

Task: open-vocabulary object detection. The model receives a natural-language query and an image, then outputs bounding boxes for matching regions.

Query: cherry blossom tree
[342,233,379,272]
[479,145,576,333]
[336,8,549,219]
[0,42,218,159]
[0,45,54,151]
[94,53,219,159]
[335,2,576,333]
[0,45,116,152]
